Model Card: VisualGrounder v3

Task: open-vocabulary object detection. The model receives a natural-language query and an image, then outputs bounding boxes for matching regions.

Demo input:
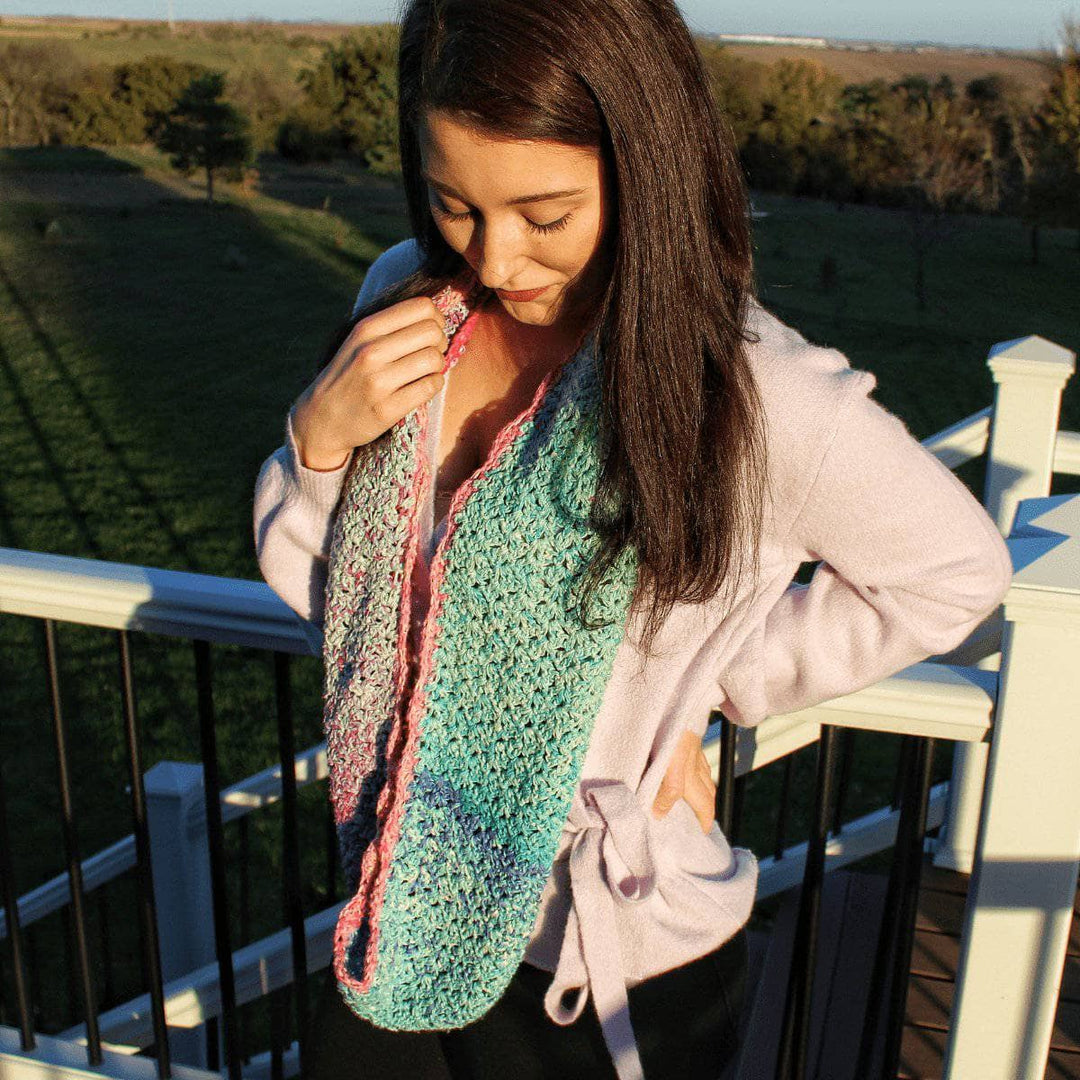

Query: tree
[0,40,83,147]
[742,58,845,193]
[1019,15,1080,257]
[697,42,769,150]
[809,79,895,208]
[154,72,253,205]
[1029,52,1080,250]
[1038,56,1080,173]
[224,65,296,153]
[964,73,1037,216]
[880,85,992,311]
[113,55,213,141]
[292,26,399,172]
[67,55,211,147]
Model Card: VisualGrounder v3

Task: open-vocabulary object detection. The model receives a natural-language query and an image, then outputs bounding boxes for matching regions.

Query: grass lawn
[0,143,1076,1036]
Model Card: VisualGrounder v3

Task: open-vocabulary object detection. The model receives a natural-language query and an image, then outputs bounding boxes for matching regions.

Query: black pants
[304,928,748,1080]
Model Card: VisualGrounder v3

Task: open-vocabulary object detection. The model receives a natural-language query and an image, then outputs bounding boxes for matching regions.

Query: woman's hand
[651,728,717,834]
[290,296,451,470]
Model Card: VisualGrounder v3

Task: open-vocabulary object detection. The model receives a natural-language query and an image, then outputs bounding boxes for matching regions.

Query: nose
[470,218,522,290]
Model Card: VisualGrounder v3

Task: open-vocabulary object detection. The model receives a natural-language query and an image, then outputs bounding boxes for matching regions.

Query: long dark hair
[318,0,769,658]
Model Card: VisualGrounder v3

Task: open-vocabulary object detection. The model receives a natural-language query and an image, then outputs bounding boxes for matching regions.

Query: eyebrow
[421,171,587,206]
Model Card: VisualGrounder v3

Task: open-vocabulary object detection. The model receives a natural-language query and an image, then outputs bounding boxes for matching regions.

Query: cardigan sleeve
[713,372,1015,728]
[252,239,422,646]
[252,407,353,646]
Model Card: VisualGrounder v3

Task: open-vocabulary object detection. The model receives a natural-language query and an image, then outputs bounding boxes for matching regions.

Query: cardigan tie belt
[543,781,658,1080]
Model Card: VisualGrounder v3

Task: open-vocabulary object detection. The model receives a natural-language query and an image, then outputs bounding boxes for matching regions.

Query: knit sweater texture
[253,238,1014,1080]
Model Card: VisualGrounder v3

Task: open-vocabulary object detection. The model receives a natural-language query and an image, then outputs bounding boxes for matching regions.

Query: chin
[499,298,559,326]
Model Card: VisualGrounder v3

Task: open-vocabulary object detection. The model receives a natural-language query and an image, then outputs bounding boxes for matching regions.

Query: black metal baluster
[205,1016,220,1071]
[773,754,795,861]
[238,815,250,1064]
[715,714,737,839]
[830,728,857,837]
[238,818,250,948]
[97,889,115,1007]
[64,908,77,1028]
[880,737,936,1080]
[854,733,922,1078]
[193,638,241,1080]
[269,986,287,1080]
[731,773,747,846]
[117,629,171,1078]
[26,925,41,1031]
[774,724,840,1080]
[43,618,101,1064]
[889,734,914,812]
[0,763,35,1050]
[274,651,308,1073]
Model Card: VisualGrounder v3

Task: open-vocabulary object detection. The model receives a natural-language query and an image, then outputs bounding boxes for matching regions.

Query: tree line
[1,22,1077,262]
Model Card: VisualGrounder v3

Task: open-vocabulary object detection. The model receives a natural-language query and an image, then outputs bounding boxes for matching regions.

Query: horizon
[1,2,1075,53]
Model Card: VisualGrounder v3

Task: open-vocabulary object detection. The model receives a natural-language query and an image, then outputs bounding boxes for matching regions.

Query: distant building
[709,32,829,48]
[703,31,1033,59]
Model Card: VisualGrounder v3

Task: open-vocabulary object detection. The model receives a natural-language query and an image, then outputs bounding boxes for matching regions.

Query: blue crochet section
[342,768,550,1028]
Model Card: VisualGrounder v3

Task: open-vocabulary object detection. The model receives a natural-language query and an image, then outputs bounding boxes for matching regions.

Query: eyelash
[431,200,573,235]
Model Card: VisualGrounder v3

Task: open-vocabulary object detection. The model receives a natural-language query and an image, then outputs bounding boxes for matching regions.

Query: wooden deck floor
[723,855,1080,1079]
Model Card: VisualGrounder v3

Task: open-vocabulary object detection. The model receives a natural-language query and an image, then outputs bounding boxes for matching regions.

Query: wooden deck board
[905,972,1080,1052]
[730,868,857,1079]
[897,1027,1080,1079]
[731,853,1080,1078]
[910,929,1080,1001]
[914,887,966,936]
[910,930,959,981]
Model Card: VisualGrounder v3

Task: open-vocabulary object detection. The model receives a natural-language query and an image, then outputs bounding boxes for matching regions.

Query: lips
[495,284,549,302]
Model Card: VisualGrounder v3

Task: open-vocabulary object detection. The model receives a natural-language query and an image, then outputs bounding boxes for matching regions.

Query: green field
[1,143,1077,1038]
[0,16,335,94]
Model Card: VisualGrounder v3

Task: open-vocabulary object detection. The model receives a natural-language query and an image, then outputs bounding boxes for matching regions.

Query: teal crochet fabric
[321,279,639,1029]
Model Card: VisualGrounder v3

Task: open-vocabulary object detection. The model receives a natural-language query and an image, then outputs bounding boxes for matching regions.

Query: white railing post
[943,491,1080,1080]
[145,762,216,1068]
[934,334,1075,873]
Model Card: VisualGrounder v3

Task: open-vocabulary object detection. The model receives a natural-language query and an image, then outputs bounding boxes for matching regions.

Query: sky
[3,0,1074,52]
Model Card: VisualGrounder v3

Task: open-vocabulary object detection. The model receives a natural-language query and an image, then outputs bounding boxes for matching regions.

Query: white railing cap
[1004,492,1080,622]
[987,334,1076,383]
[0,546,315,654]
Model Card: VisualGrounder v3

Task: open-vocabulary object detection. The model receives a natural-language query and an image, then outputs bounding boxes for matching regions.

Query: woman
[253,1,1014,1078]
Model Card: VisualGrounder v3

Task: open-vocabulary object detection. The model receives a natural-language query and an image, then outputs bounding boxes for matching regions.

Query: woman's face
[418,109,612,330]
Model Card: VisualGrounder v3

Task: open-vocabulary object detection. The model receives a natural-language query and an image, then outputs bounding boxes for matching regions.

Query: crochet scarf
[321,275,639,1029]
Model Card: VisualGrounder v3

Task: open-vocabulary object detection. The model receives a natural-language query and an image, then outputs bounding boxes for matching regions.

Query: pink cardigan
[253,239,1013,1074]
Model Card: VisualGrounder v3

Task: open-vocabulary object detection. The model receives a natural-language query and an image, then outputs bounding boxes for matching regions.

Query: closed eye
[430,199,573,235]
[527,213,573,235]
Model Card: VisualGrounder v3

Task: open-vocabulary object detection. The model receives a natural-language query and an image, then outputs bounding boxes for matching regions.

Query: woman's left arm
[713,374,1015,729]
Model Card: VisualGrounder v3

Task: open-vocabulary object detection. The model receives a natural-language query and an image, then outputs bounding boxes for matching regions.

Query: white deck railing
[0,332,1077,1080]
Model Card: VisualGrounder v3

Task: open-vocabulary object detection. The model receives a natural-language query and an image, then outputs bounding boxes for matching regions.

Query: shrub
[294,26,399,171]
[66,55,213,146]
[275,111,339,163]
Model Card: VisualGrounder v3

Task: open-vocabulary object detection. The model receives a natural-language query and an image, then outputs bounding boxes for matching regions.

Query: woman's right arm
[252,238,433,649]
[253,407,354,648]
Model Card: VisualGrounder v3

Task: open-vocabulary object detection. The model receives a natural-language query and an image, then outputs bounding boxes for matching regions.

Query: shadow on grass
[0,257,195,564]
[0,147,386,1032]
[251,151,412,250]
[0,146,142,174]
